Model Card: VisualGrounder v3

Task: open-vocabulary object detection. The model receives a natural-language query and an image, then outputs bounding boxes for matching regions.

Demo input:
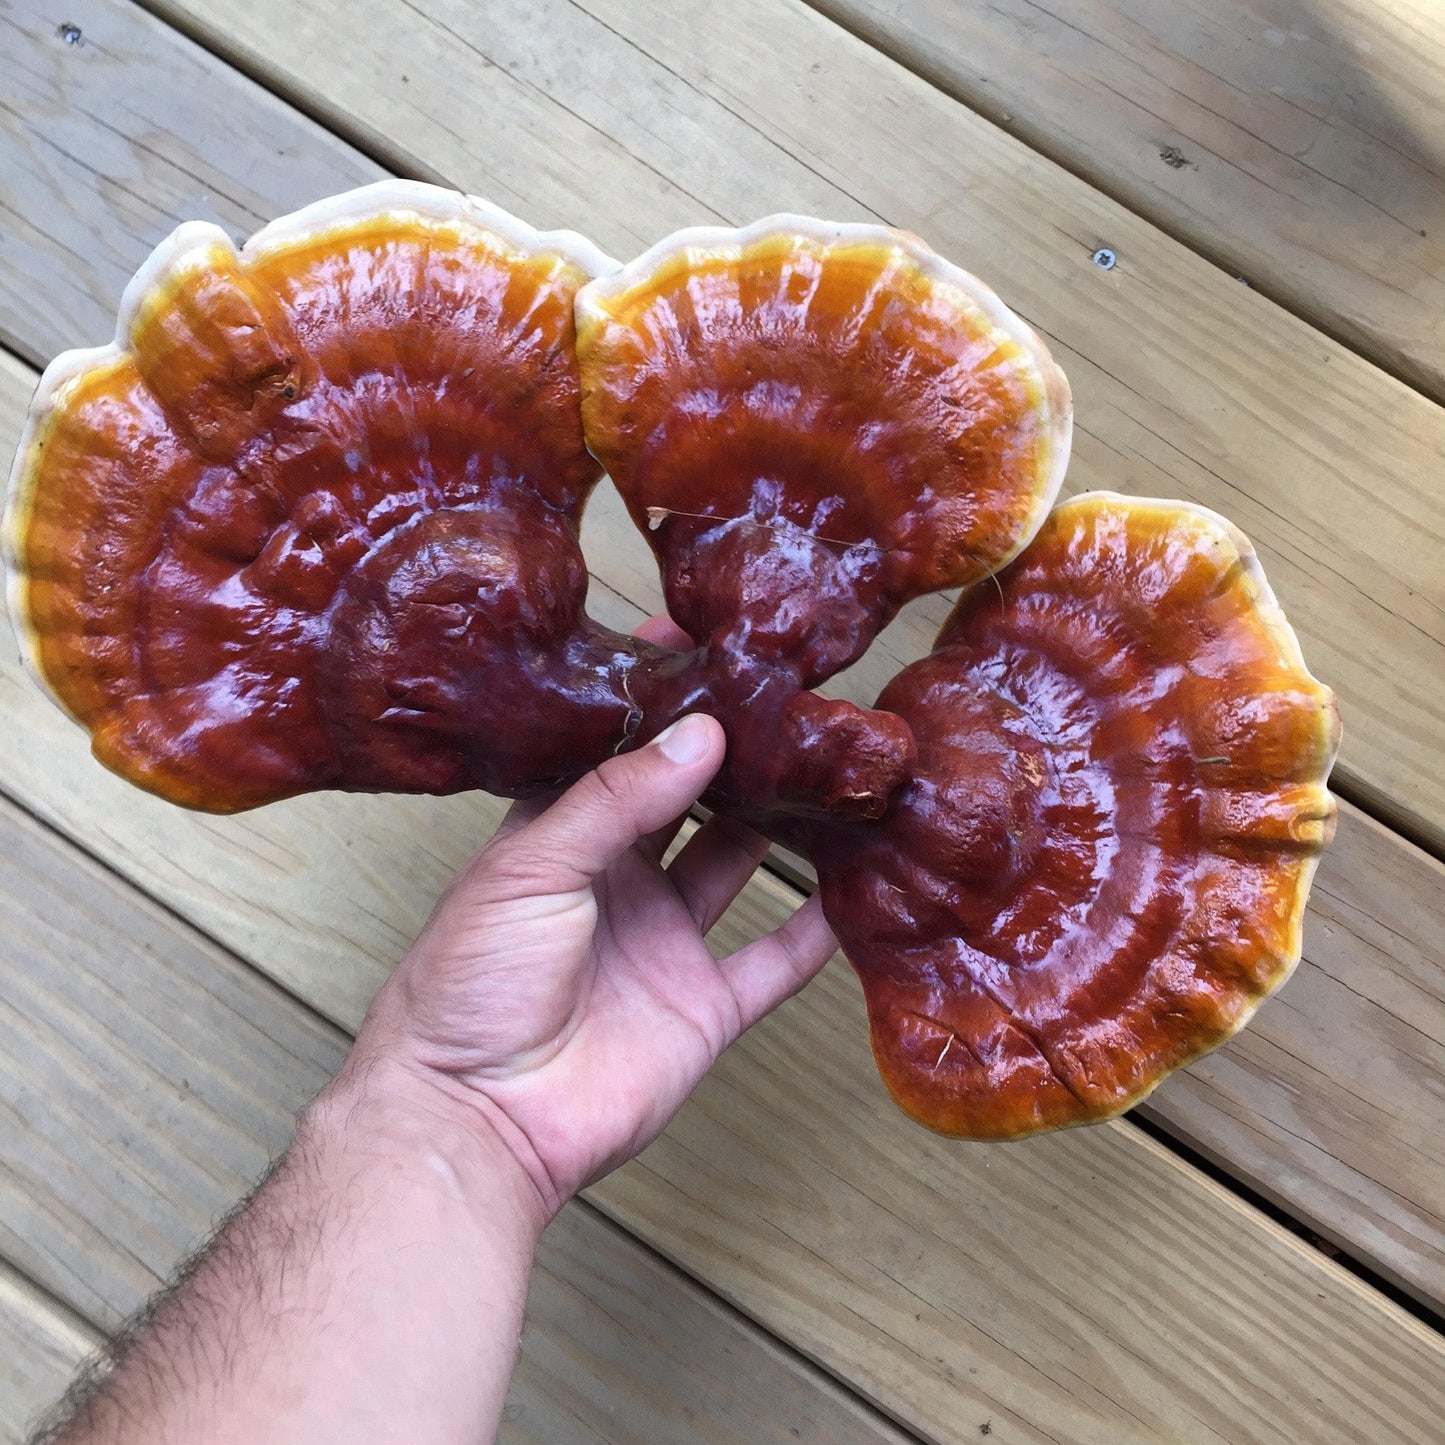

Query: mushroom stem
[622,646,918,823]
[653,508,896,686]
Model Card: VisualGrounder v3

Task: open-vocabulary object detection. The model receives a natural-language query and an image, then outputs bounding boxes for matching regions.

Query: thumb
[490,714,725,894]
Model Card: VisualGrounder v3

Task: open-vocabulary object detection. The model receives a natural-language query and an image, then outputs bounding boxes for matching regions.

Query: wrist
[302,1048,553,1243]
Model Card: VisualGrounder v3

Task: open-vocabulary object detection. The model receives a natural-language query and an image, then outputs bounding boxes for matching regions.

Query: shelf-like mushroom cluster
[4,182,1340,1139]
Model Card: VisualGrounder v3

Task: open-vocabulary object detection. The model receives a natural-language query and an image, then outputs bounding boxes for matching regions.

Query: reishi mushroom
[3,182,1340,1140]
[576,217,1069,820]
[792,494,1341,1137]
[4,184,640,809]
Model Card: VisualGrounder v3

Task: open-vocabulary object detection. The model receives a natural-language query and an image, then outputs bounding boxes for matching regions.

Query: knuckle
[583,755,644,815]
[460,833,550,900]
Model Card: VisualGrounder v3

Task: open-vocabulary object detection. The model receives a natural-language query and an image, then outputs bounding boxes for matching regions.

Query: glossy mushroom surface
[4,183,657,810]
[5,186,1340,1140]
[576,217,1070,818]
[797,494,1341,1138]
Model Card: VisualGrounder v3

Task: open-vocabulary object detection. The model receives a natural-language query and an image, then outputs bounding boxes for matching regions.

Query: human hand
[351,618,839,1220]
[38,620,839,1445]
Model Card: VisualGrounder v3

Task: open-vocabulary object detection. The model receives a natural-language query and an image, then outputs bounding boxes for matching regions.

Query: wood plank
[810,0,1445,402]
[0,793,911,1445]
[504,1206,913,1443]
[0,0,383,369]
[1142,805,1445,1303]
[762,801,1445,1308]
[0,1263,97,1445]
[0,0,1443,1309]
[137,0,1445,858]
[2,336,1445,1440]
[608,878,1445,1445]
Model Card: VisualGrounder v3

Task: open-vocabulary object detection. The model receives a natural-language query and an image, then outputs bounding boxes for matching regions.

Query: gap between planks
[2,0,1444,1309]
[0,1257,100,1445]
[8,5,1445,1433]
[802,0,1445,407]
[0,789,918,1445]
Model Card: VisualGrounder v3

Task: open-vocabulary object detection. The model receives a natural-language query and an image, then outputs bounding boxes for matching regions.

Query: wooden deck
[2,0,1442,1439]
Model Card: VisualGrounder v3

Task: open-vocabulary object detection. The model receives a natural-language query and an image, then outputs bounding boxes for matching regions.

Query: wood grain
[0,0,1443,1306]
[4,0,1445,1433]
[136,0,1445,856]
[811,0,1445,401]
[596,870,1445,1444]
[0,793,910,1444]
[2,331,1445,1435]
[0,1264,97,1445]
[4,663,1444,1444]
[505,1205,914,1444]
[0,0,383,370]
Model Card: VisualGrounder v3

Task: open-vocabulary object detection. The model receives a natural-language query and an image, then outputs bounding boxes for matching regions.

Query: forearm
[46,1057,545,1445]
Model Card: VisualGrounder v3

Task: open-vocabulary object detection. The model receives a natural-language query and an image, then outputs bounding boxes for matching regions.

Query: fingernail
[652,713,713,765]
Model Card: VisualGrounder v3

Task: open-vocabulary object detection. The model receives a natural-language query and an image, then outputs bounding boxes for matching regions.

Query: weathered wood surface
[139,0,1445,856]
[0,0,380,368]
[2,341,1445,1439]
[812,0,1445,402]
[0,794,911,1444]
[5,0,1445,1435]
[1,0,1444,1309]
[610,881,1445,1445]
[505,1205,916,1443]
[1143,803,1445,1303]
[0,1264,97,1445]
